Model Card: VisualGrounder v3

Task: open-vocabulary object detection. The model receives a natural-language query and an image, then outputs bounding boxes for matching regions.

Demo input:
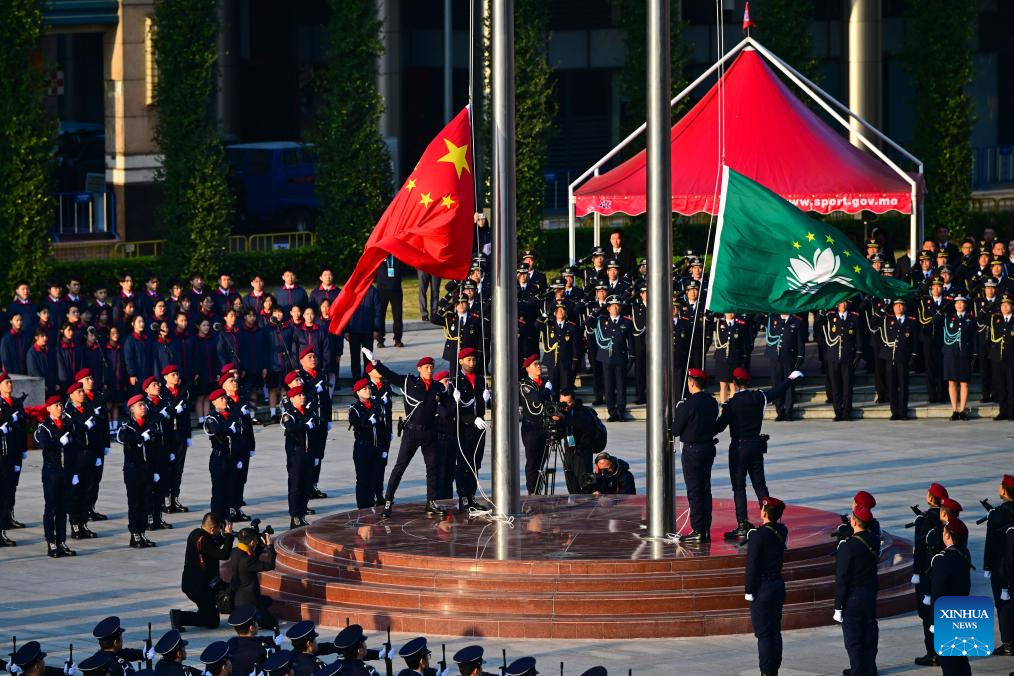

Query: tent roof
[574,48,917,218]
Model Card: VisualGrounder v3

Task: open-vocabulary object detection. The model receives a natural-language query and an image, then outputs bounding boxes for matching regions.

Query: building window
[145,16,158,106]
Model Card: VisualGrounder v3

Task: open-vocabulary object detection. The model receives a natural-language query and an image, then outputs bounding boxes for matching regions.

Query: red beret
[45,394,63,407]
[416,356,434,368]
[732,367,751,381]
[127,394,146,408]
[687,368,708,380]
[287,385,305,398]
[852,505,873,523]
[853,491,876,509]
[940,498,963,514]
[1002,475,1014,489]
[67,382,82,395]
[298,346,314,360]
[365,362,375,374]
[73,368,91,381]
[142,376,159,391]
[945,518,968,539]
[0,370,8,384]
[217,373,234,387]
[161,364,179,376]
[353,378,370,392]
[458,347,477,360]
[220,363,237,374]
[433,370,450,381]
[284,371,301,386]
[761,496,785,511]
[521,354,539,370]
[209,388,227,402]
[928,482,949,499]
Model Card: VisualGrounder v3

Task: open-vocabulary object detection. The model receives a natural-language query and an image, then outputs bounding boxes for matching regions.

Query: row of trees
[1,0,979,291]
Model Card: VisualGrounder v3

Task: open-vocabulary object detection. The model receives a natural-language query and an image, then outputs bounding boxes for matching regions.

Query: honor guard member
[0,370,27,545]
[91,616,150,671]
[911,482,947,665]
[332,624,383,676]
[77,653,113,676]
[437,294,482,377]
[366,362,394,505]
[262,651,294,676]
[297,347,330,500]
[833,504,880,676]
[861,291,890,404]
[590,295,634,422]
[348,378,386,509]
[364,349,446,518]
[716,368,804,539]
[881,300,918,420]
[984,475,1014,656]
[744,496,788,676]
[581,247,607,288]
[989,294,1014,420]
[286,621,325,676]
[561,266,584,304]
[143,375,173,530]
[539,301,579,392]
[451,347,489,511]
[918,277,949,403]
[910,251,936,291]
[942,295,977,420]
[520,249,547,292]
[452,646,493,676]
[63,381,96,540]
[396,637,434,676]
[763,314,805,421]
[204,388,240,523]
[11,641,74,676]
[75,368,110,523]
[630,283,648,404]
[976,279,999,401]
[929,519,973,676]
[673,282,709,400]
[282,385,315,528]
[582,283,609,405]
[823,301,862,421]
[221,367,255,521]
[711,313,748,404]
[520,354,552,494]
[227,605,280,676]
[670,368,719,542]
[199,642,231,676]
[516,264,541,359]
[161,365,191,514]
[117,394,155,548]
[504,658,537,676]
[153,630,194,676]
[35,394,77,557]
[602,260,629,301]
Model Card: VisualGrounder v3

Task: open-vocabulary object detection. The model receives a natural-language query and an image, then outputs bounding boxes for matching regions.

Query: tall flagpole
[646,0,675,538]
[490,0,520,516]
[469,0,485,206]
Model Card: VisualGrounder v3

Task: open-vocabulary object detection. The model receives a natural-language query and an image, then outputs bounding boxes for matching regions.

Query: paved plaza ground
[2,326,1013,675]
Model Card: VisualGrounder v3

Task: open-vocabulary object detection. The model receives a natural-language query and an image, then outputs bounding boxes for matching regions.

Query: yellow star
[419,192,433,208]
[437,139,471,178]
[825,234,834,244]
[441,195,456,209]
[853,265,862,274]
[792,241,801,249]
[842,250,851,257]
[405,178,416,192]
[806,232,815,242]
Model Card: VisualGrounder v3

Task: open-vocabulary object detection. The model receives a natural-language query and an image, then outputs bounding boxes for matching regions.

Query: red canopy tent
[573,47,920,221]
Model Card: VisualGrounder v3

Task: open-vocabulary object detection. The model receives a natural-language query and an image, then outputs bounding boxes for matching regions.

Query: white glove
[235,461,243,470]
[272,634,284,647]
[306,419,315,430]
[0,422,8,433]
[545,381,553,392]
[361,347,375,362]
[21,451,27,459]
[153,473,161,483]
[94,406,103,416]
[381,393,388,404]
[327,422,333,431]
[141,430,152,442]
[104,447,110,456]
[929,624,934,634]
[186,439,192,448]
[911,574,920,585]
[229,422,237,433]
[452,389,461,403]
[145,647,156,661]
[71,474,80,486]
[474,418,487,430]
[984,571,992,579]
[85,417,95,429]
[169,453,176,461]
[482,390,491,402]
[789,370,804,380]
[95,457,102,467]
[250,450,255,457]
[11,411,19,422]
[744,594,754,602]
[160,409,170,419]
[10,661,22,674]
[1003,589,1011,602]
[381,452,388,460]
[368,415,377,425]
[12,465,20,473]
[174,402,185,413]
[315,382,323,393]
[64,663,78,676]
[60,432,71,446]
[377,647,389,661]
[922,595,931,606]
[833,609,843,623]
[313,458,320,467]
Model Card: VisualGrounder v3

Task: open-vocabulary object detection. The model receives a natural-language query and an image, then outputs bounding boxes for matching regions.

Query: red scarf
[363,400,373,410]
[465,373,477,389]
[53,417,63,430]
[422,379,431,391]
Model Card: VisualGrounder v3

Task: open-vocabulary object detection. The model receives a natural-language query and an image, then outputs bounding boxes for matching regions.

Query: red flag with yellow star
[328,106,475,336]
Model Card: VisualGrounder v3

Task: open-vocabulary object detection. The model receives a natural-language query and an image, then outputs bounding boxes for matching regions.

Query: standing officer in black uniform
[281,385,314,528]
[822,301,861,421]
[711,312,748,404]
[984,474,1014,656]
[364,349,446,518]
[366,362,394,505]
[881,299,918,421]
[744,496,788,676]
[297,347,330,500]
[716,367,803,539]
[918,277,949,403]
[582,283,609,405]
[0,370,27,546]
[396,637,435,676]
[520,354,551,495]
[348,377,387,510]
[161,365,191,513]
[436,294,483,377]
[673,281,709,401]
[630,283,648,404]
[117,393,155,548]
[35,394,77,557]
[990,293,1014,420]
[589,295,634,422]
[942,294,977,420]
[76,367,110,522]
[833,504,880,676]
[204,388,240,523]
[910,482,948,666]
[930,519,973,676]
[538,301,579,392]
[90,615,150,670]
[763,314,805,421]
[450,347,489,511]
[143,375,173,531]
[670,368,718,543]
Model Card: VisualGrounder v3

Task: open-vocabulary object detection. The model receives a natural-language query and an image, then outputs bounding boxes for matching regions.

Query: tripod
[534,434,564,496]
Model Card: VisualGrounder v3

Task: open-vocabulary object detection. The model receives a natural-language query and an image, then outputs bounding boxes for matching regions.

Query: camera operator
[582,452,635,496]
[555,388,606,494]
[228,526,278,630]
[520,355,552,494]
[172,512,233,631]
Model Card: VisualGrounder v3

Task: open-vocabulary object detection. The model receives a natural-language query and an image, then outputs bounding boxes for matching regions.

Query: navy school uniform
[55,339,83,393]
[348,398,387,509]
[27,344,58,396]
[1,328,28,374]
[263,321,295,378]
[103,341,127,403]
[276,285,309,314]
[941,312,977,382]
[116,416,154,535]
[216,326,242,371]
[189,333,219,395]
[124,331,154,388]
[282,401,315,519]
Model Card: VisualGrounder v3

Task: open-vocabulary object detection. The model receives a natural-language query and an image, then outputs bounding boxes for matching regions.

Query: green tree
[903,0,975,234]
[753,0,819,81]
[152,0,233,280]
[618,0,690,139]
[314,0,393,272]
[0,0,54,293]
[514,0,556,250]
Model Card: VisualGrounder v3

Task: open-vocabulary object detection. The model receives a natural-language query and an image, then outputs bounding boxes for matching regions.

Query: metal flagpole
[469,0,485,206]
[490,0,520,517]
[444,0,453,123]
[646,0,675,538]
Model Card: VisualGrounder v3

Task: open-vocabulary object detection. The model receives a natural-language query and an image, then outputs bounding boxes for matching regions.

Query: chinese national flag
[328,106,475,336]
[742,2,755,33]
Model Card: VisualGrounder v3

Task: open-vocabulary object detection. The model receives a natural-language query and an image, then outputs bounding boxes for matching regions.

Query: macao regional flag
[705,166,913,314]
[329,106,475,335]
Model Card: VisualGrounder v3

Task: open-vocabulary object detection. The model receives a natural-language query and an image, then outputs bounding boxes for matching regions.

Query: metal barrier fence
[973,146,1014,188]
[109,231,316,259]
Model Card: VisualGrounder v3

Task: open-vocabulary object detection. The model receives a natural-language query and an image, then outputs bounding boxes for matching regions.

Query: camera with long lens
[579,471,616,495]
[249,517,274,536]
[538,365,563,438]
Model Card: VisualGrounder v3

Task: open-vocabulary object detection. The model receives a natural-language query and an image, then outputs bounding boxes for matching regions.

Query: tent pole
[910,184,918,264]
[592,167,601,247]
[568,186,576,265]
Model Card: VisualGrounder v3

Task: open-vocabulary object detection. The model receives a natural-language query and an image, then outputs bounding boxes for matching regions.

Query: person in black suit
[228,526,277,630]
[934,226,960,267]
[834,504,881,676]
[171,512,234,631]
[589,296,634,422]
[929,518,973,676]
[375,254,404,347]
[608,229,635,278]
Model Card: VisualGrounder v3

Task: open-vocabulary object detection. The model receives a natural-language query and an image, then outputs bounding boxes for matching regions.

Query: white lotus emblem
[786,247,855,295]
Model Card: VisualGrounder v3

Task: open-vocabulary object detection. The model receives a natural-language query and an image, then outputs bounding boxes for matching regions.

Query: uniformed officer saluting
[929,518,973,676]
[34,394,78,557]
[670,368,718,543]
[450,347,490,512]
[763,313,805,421]
[362,348,446,518]
[744,496,788,676]
[833,503,880,676]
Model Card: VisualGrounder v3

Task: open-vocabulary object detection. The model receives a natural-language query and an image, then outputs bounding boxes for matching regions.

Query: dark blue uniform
[281,402,315,520]
[367,377,394,504]
[745,522,788,676]
[912,506,941,655]
[520,375,551,494]
[299,367,331,492]
[822,310,861,420]
[763,315,805,420]
[34,416,76,544]
[918,295,949,402]
[711,316,748,382]
[163,384,191,510]
[348,399,386,509]
[0,390,27,532]
[226,636,268,676]
[930,545,973,676]
[670,391,719,536]
[589,314,634,421]
[117,415,154,538]
[451,371,488,502]
[941,311,977,382]
[835,529,880,676]
[983,500,1014,650]
[203,409,241,522]
[880,313,918,419]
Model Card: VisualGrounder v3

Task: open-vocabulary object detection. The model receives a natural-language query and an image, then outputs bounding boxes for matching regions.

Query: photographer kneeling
[228,526,278,630]
[582,452,636,496]
[555,388,607,494]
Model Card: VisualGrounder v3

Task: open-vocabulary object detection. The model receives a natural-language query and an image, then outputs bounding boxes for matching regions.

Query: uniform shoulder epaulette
[849,311,859,316]
[567,320,576,326]
[735,319,746,325]
[908,315,916,320]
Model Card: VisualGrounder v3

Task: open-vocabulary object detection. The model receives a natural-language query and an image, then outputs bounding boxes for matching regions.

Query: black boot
[459,496,478,512]
[88,510,108,521]
[724,520,754,540]
[680,530,710,543]
[80,524,98,539]
[914,653,938,666]
[57,542,76,556]
[231,509,251,522]
[129,533,144,549]
[169,609,184,632]
[310,486,328,500]
[425,500,446,516]
[48,541,61,557]
[70,524,85,540]
[8,512,25,529]
[0,531,15,547]
[140,533,156,548]
[304,507,316,515]
[381,500,393,518]
[171,498,189,513]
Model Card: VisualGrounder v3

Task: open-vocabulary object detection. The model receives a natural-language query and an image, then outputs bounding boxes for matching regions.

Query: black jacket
[715,381,792,442]
[229,544,276,609]
[182,527,234,598]
[930,545,972,603]
[834,530,880,610]
[745,522,788,595]
[671,391,719,445]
